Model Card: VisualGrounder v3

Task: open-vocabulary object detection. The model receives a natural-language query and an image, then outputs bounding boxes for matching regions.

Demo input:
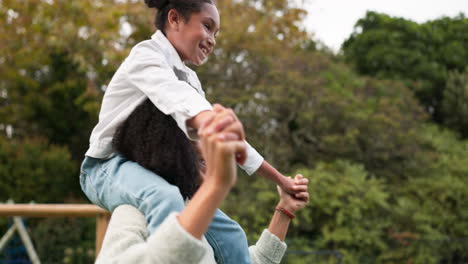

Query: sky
[299,0,468,52]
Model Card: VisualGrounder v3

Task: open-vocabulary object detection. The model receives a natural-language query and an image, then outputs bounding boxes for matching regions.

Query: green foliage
[442,69,468,137]
[226,125,468,263]
[378,125,468,263]
[342,12,468,128]
[0,136,77,203]
[0,0,153,199]
[0,1,151,261]
[30,217,96,263]
[0,0,152,160]
[293,161,390,263]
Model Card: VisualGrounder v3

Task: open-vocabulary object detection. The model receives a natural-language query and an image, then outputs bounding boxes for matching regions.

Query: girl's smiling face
[167,3,220,66]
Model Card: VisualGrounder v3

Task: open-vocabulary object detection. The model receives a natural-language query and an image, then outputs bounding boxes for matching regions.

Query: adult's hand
[178,106,246,239]
[199,106,246,188]
[198,104,247,165]
[277,174,309,214]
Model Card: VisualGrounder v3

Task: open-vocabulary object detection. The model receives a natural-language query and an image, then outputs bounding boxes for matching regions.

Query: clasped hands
[197,104,309,209]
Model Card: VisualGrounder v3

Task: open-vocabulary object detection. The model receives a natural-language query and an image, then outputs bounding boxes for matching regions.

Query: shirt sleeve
[125,47,212,140]
[240,141,264,175]
[96,205,212,264]
[249,229,287,264]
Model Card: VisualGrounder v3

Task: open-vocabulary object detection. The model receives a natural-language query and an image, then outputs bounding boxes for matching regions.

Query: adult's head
[113,99,201,199]
[144,0,220,65]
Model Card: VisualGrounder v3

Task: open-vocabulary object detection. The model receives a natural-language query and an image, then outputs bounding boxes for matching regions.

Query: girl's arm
[188,107,305,195]
[256,161,299,196]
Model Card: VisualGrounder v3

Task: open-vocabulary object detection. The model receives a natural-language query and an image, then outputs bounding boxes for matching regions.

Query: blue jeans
[80,155,251,264]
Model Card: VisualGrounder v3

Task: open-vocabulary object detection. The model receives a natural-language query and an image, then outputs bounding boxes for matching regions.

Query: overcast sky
[299,0,468,52]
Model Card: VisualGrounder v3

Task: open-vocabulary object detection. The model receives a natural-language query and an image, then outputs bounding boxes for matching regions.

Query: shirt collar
[151,30,187,71]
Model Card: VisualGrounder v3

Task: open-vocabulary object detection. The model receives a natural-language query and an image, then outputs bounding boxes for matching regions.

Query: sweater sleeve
[249,229,287,264]
[96,205,213,264]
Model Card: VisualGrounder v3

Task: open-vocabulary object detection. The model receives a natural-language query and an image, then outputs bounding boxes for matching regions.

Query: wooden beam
[95,213,111,257]
[0,203,111,259]
[0,204,109,217]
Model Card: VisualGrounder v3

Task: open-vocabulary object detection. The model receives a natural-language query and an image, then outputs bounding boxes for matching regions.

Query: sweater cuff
[146,213,209,263]
[256,229,287,263]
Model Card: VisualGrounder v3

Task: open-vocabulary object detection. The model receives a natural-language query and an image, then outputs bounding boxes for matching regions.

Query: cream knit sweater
[96,205,287,264]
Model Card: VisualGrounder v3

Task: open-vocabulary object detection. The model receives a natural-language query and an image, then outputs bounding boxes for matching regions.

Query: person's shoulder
[112,205,147,227]
[128,37,167,62]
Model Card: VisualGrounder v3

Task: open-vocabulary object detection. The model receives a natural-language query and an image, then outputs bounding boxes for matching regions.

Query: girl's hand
[198,106,246,189]
[198,104,247,165]
[277,174,309,214]
[279,173,309,198]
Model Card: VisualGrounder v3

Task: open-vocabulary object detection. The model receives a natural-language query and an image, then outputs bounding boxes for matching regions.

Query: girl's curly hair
[112,98,201,199]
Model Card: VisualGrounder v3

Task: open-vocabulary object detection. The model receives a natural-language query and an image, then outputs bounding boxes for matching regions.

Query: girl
[95,100,309,263]
[80,1,307,263]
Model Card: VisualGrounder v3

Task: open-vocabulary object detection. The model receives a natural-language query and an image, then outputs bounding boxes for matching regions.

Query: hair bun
[144,0,169,9]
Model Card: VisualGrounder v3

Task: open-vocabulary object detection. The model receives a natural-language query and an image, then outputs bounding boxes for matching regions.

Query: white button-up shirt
[85,30,263,175]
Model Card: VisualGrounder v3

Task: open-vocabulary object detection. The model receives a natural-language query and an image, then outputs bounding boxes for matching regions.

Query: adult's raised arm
[248,174,309,264]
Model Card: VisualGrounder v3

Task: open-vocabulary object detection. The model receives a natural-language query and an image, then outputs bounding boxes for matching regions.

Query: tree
[0,0,152,199]
[385,125,468,263]
[342,12,468,129]
[442,68,468,137]
[0,1,151,261]
[0,135,76,203]
[296,161,390,264]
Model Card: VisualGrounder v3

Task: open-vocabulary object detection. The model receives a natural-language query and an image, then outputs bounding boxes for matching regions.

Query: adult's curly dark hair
[144,0,215,34]
[112,98,201,199]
